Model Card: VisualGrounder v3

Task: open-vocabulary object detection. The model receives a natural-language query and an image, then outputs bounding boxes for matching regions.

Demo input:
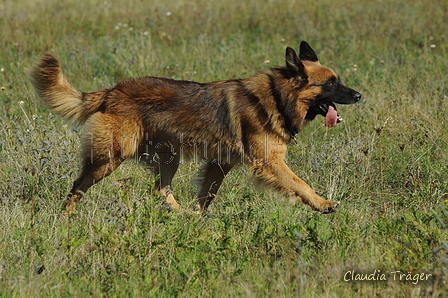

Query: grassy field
[1,0,447,296]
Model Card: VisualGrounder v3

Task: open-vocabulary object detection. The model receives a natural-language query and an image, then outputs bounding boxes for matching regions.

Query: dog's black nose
[354,92,362,102]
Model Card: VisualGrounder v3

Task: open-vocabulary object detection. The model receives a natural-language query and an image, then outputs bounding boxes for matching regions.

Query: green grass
[1,0,447,296]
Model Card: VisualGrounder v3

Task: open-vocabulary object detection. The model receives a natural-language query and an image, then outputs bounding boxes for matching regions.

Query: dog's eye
[327,81,334,86]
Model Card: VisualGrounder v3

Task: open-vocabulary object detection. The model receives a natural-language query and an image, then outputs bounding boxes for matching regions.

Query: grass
[0,0,447,296]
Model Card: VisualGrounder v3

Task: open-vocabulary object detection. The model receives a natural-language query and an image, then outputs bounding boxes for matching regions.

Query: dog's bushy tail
[30,54,105,125]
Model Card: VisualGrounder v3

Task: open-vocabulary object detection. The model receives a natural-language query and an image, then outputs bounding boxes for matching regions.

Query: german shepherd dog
[30,41,361,214]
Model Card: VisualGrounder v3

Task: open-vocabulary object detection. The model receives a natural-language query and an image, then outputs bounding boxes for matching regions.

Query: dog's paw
[319,201,340,214]
[160,190,182,211]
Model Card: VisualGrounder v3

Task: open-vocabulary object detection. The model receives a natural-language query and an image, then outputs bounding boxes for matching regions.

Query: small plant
[431,204,448,296]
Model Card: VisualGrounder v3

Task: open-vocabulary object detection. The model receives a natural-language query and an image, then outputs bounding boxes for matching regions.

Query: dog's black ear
[285,47,306,79]
[299,41,319,62]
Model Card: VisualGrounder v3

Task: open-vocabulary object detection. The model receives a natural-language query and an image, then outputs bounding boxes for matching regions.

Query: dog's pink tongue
[325,106,338,127]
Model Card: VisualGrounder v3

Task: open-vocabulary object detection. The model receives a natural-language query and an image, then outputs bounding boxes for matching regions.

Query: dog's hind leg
[195,163,233,213]
[152,151,182,210]
[64,155,124,214]
[64,115,139,214]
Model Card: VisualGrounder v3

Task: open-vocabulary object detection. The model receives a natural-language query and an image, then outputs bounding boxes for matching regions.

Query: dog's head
[285,41,361,127]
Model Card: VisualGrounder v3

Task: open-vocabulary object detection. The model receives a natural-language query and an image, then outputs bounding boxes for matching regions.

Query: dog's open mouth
[315,101,342,128]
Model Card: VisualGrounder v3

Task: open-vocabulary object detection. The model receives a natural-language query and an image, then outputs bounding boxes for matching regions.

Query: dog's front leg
[251,158,339,213]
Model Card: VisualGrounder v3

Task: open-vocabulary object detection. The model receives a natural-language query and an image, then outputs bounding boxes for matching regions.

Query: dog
[30,41,361,214]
